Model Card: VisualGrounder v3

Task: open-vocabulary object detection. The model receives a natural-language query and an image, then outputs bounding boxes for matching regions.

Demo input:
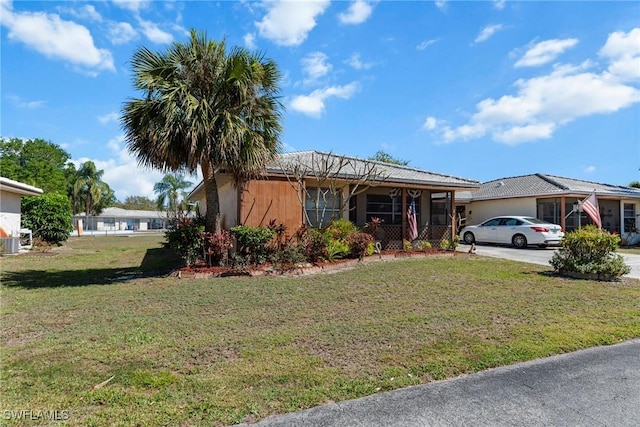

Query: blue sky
[1,0,639,201]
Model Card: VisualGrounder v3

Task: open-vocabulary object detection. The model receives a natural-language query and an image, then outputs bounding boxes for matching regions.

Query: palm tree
[154,173,193,214]
[121,29,283,233]
[72,161,110,216]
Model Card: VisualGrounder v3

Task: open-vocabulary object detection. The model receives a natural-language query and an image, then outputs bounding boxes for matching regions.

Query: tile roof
[269,151,479,189]
[456,173,640,201]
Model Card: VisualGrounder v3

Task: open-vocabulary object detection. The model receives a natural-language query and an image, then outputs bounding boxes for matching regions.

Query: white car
[460,216,564,249]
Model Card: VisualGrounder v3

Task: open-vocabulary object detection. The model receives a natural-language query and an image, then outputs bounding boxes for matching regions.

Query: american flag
[581,193,601,228]
[407,200,418,241]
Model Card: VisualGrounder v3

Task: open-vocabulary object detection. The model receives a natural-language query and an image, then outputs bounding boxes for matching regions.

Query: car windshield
[523,217,547,224]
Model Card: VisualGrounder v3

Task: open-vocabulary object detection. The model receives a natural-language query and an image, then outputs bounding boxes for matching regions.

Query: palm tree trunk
[201,159,222,233]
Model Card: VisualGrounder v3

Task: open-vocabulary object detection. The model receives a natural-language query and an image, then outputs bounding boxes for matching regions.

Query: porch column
[560,196,566,231]
[402,188,407,241]
[451,190,456,240]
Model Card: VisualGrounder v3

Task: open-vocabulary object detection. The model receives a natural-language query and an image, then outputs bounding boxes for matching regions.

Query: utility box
[0,237,20,254]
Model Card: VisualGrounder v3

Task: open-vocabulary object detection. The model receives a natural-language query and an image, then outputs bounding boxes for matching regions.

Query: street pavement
[466,243,640,279]
[241,339,640,426]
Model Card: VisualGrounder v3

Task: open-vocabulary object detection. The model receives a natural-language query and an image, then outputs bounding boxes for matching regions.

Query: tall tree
[116,196,158,211]
[154,173,193,213]
[369,150,410,166]
[121,29,283,233]
[629,181,640,189]
[0,137,74,194]
[72,161,113,216]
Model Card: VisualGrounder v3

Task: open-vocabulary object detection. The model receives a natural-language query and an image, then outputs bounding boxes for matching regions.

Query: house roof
[74,207,168,219]
[456,173,640,202]
[0,177,44,196]
[269,151,479,189]
[188,150,480,201]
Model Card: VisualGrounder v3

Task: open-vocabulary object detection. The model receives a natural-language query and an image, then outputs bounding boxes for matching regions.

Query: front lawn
[2,235,639,426]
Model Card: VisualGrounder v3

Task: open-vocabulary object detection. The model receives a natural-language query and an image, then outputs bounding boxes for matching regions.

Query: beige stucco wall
[0,192,22,235]
[466,197,536,225]
[219,179,239,229]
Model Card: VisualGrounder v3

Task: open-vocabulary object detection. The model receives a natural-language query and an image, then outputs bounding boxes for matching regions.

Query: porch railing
[375,225,453,250]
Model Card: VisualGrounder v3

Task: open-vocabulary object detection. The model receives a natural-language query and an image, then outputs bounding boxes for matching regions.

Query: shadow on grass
[2,248,183,289]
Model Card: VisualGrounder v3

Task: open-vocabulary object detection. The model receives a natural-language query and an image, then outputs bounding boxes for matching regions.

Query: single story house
[188,150,480,249]
[73,207,168,235]
[455,174,640,244]
[0,177,43,252]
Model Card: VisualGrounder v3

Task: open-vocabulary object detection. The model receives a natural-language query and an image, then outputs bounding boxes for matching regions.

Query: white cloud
[108,22,137,45]
[302,51,332,83]
[75,135,165,200]
[599,28,640,82]
[422,116,438,131]
[138,18,173,44]
[417,39,438,51]
[0,3,114,72]
[435,1,447,11]
[493,0,506,10]
[6,95,45,109]
[244,32,257,50]
[64,4,102,22]
[474,24,504,44]
[346,53,373,70]
[98,112,119,125]
[255,0,330,46]
[425,29,640,145]
[584,165,596,173]
[515,38,578,67]
[290,82,359,117]
[338,0,372,25]
[112,0,149,13]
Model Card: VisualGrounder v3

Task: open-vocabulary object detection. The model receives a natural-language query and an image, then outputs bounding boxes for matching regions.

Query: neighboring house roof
[456,173,640,202]
[74,207,168,219]
[189,150,479,199]
[0,177,44,196]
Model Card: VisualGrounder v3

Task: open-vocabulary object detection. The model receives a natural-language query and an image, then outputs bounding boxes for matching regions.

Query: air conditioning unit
[0,237,20,254]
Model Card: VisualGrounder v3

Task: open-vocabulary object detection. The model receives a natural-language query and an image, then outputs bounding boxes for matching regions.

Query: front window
[366,194,402,225]
[624,203,637,232]
[305,188,341,228]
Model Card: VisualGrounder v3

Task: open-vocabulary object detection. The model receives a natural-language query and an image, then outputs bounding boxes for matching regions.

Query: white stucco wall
[467,197,536,225]
[0,192,22,235]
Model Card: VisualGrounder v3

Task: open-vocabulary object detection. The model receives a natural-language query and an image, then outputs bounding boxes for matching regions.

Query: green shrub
[550,226,630,279]
[440,235,460,251]
[202,230,233,266]
[270,246,307,270]
[417,240,432,251]
[21,193,73,244]
[230,225,274,265]
[325,238,350,261]
[347,232,374,260]
[299,227,327,262]
[164,217,205,266]
[324,218,359,241]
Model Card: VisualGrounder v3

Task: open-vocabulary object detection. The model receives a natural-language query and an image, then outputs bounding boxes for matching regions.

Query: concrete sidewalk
[241,339,640,426]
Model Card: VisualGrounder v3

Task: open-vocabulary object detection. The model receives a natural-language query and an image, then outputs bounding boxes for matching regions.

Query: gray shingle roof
[456,173,640,201]
[269,151,479,189]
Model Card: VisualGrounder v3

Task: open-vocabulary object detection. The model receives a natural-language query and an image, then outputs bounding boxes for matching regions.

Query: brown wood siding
[240,179,303,229]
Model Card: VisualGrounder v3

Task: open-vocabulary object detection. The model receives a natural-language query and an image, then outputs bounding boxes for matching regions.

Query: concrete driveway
[241,339,640,426]
[464,243,640,279]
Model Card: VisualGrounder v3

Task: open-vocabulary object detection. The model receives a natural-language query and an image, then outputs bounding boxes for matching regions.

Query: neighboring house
[0,177,43,253]
[456,174,640,244]
[73,207,168,234]
[188,151,480,249]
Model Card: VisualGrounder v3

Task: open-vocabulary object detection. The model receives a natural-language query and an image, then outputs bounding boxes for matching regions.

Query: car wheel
[463,231,475,244]
[512,234,527,249]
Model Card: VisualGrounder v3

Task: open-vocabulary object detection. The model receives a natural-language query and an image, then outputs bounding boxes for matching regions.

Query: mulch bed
[170,249,453,279]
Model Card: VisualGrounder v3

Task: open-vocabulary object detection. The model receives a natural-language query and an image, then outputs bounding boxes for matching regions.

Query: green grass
[1,235,639,426]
